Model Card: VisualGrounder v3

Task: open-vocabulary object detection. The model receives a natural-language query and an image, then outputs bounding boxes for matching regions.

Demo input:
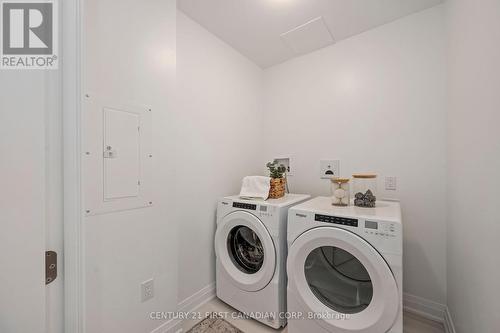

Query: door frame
[62,0,85,332]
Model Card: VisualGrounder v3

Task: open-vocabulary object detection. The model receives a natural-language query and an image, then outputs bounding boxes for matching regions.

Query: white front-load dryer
[215,194,310,328]
[287,197,403,333]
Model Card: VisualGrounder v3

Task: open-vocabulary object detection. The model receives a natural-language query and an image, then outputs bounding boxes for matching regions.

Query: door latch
[45,251,57,285]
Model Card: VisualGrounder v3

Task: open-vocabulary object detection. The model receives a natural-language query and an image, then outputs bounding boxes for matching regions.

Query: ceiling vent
[280,16,335,55]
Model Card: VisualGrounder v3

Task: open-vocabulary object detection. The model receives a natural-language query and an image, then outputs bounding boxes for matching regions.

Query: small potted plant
[266,161,287,199]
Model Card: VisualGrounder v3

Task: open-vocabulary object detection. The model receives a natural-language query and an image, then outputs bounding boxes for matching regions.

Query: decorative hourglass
[331,178,350,207]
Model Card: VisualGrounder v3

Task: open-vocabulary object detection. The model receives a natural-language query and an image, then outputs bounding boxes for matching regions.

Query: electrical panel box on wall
[103,108,141,200]
[83,94,153,216]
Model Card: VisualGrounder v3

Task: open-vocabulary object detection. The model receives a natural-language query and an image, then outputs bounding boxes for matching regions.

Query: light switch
[385,176,397,191]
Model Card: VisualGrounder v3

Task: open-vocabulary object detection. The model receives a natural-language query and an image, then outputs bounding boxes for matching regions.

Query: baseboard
[178,282,216,313]
[150,318,182,333]
[155,289,454,333]
[443,307,457,333]
[403,293,446,323]
[403,294,457,333]
[151,283,216,333]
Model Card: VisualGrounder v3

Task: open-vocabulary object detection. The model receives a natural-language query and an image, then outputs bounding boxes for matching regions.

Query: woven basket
[269,178,286,199]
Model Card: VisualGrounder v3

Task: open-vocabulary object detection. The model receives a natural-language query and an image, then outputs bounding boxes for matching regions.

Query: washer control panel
[232,202,256,210]
[258,204,275,217]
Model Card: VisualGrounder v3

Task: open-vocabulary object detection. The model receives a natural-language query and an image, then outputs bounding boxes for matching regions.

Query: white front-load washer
[287,197,403,333]
[215,194,310,329]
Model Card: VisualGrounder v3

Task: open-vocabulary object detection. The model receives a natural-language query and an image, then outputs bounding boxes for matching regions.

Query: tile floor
[181,298,445,333]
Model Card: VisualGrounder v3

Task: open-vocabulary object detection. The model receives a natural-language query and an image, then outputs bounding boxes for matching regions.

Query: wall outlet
[141,278,154,302]
[320,160,340,179]
[274,157,292,176]
[385,176,397,191]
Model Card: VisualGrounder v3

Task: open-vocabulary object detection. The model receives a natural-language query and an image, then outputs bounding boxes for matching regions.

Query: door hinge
[45,251,57,285]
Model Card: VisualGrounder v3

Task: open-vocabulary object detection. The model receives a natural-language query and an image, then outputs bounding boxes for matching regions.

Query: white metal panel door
[287,227,399,333]
[103,107,141,200]
[83,98,153,216]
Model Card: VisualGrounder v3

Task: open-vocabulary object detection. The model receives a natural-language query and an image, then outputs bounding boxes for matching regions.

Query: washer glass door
[216,211,276,292]
[228,225,265,274]
[305,246,373,314]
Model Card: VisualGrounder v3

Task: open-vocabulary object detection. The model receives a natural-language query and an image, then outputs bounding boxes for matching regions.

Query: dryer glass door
[287,227,399,333]
[305,246,373,314]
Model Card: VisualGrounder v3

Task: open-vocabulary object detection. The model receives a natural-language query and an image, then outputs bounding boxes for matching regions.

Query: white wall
[263,7,447,304]
[446,0,500,332]
[176,12,265,302]
[84,1,177,332]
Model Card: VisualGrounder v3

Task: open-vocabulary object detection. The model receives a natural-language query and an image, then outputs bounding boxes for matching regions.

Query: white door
[0,69,63,332]
[287,227,399,333]
[215,211,276,291]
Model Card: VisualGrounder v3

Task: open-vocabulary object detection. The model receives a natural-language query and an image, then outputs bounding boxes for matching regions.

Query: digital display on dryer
[365,221,378,229]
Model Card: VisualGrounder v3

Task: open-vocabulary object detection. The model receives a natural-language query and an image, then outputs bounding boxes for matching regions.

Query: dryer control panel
[315,214,358,227]
[363,220,397,238]
[361,219,401,254]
